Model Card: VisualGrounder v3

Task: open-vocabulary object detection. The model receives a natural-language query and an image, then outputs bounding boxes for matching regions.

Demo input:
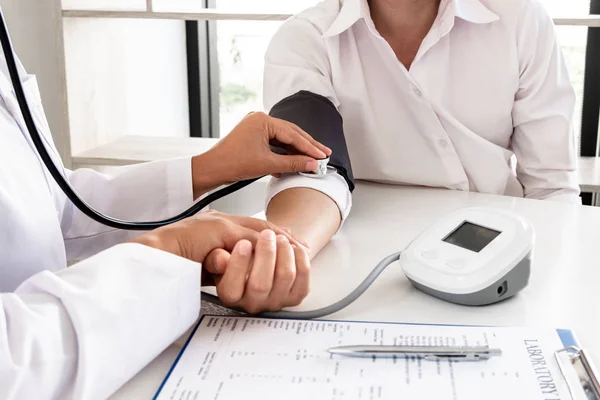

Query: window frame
[186,0,219,138]
[581,0,600,158]
[182,10,600,149]
[61,5,600,201]
[578,0,600,204]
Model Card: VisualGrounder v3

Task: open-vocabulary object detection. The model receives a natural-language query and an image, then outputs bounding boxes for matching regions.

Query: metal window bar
[581,1,600,158]
[62,10,600,26]
[185,21,203,137]
[62,10,296,21]
[579,0,600,205]
[185,0,219,138]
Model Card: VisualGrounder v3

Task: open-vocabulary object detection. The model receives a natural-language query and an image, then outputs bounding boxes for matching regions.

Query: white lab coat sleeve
[0,243,201,400]
[511,2,581,205]
[60,157,195,261]
[263,15,352,222]
[5,53,196,259]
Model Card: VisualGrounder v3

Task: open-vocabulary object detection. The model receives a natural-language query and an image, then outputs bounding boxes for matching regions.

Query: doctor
[0,26,331,400]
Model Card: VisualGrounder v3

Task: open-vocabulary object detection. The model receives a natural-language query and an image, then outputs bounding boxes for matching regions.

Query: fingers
[272,154,320,174]
[269,118,327,160]
[201,248,229,286]
[216,240,253,306]
[244,230,277,313]
[203,248,231,275]
[287,245,311,307]
[213,233,311,314]
[266,235,296,310]
[154,211,304,269]
[218,223,262,252]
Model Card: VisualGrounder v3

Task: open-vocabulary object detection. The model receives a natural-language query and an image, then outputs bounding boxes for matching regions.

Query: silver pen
[327,345,502,361]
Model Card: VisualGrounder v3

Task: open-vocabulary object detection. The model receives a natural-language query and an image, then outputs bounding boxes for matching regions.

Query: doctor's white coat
[0,54,203,397]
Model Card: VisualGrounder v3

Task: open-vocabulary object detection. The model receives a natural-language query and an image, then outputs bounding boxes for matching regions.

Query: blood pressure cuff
[268,90,355,192]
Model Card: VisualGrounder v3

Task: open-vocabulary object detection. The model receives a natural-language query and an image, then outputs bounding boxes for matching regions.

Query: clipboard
[154,316,600,400]
[554,330,600,400]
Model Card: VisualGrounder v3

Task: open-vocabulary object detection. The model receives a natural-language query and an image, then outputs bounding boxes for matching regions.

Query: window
[541,0,600,205]
[62,0,600,203]
[190,1,599,147]
[213,0,320,13]
[188,0,600,204]
[540,0,591,15]
[581,0,600,159]
[216,20,283,137]
[187,1,321,138]
[539,0,592,156]
[555,26,588,151]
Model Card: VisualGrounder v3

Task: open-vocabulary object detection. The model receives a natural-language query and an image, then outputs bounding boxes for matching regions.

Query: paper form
[155,316,574,400]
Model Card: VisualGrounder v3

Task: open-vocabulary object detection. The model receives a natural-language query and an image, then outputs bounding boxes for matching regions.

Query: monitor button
[421,250,439,260]
[447,259,466,269]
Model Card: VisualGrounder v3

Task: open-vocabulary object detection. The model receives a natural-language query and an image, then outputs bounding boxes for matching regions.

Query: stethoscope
[0,11,259,231]
[0,9,394,319]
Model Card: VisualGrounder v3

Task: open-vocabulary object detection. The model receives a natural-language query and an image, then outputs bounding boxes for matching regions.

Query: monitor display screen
[443,222,501,253]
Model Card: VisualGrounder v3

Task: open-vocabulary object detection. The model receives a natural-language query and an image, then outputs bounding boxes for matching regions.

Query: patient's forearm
[266,188,341,259]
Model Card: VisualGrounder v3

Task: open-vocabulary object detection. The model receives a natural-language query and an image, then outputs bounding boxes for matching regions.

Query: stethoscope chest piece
[299,158,336,178]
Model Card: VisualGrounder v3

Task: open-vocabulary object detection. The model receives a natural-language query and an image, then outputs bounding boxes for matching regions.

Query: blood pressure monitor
[400,207,535,306]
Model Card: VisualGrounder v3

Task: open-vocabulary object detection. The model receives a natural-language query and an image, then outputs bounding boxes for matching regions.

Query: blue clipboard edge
[153,314,210,400]
[152,315,578,399]
[557,328,579,349]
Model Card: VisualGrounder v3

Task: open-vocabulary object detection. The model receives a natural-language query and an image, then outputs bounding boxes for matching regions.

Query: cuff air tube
[268,91,355,192]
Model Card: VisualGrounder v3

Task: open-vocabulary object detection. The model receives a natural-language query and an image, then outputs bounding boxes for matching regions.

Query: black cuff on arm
[268,90,355,192]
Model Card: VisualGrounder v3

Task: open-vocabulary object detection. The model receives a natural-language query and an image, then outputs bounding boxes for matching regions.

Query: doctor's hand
[191,112,331,198]
[203,229,311,314]
[130,210,307,267]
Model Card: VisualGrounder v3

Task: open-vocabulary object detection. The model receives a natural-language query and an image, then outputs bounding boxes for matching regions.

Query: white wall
[0,0,190,162]
[0,0,70,163]
[63,18,190,155]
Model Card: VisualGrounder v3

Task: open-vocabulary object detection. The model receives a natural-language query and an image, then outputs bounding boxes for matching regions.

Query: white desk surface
[578,156,600,192]
[72,136,219,167]
[110,182,600,399]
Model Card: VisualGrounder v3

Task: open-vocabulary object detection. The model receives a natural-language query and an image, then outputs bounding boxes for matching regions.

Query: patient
[262,0,580,257]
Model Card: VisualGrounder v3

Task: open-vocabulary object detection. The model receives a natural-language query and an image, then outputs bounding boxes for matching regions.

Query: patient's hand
[204,229,310,314]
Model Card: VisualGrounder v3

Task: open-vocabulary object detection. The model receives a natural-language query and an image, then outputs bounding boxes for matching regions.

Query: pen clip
[424,347,502,361]
[424,353,491,362]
